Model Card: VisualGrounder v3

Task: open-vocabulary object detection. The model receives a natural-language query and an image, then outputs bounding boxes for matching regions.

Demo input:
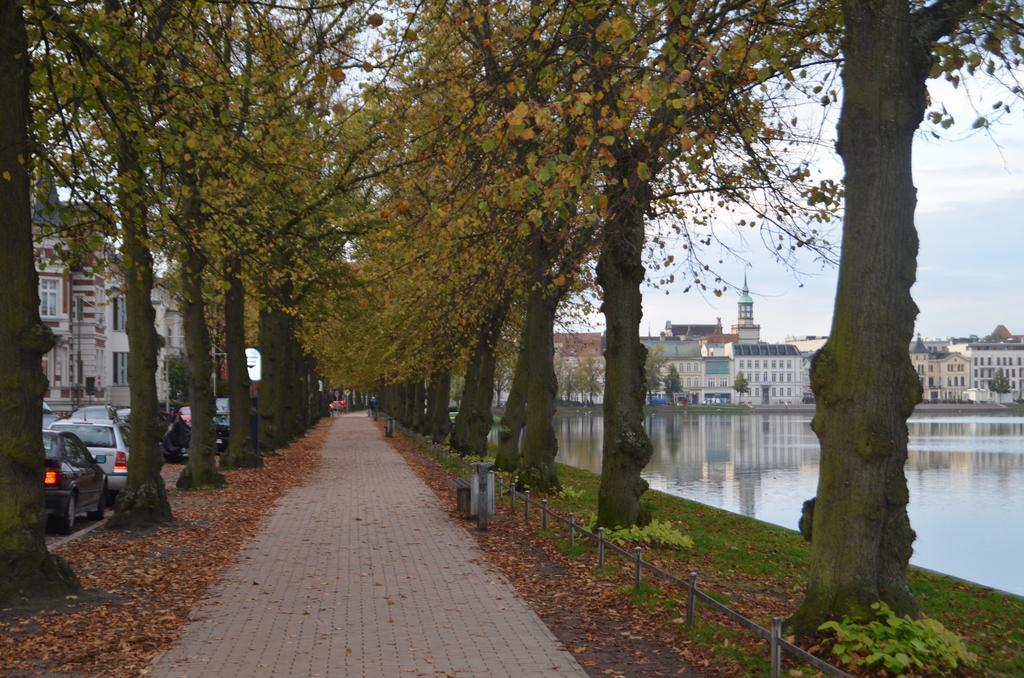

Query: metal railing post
[568,513,575,547]
[541,499,548,529]
[497,474,504,501]
[770,617,783,678]
[510,483,515,510]
[524,490,531,521]
[597,527,605,568]
[686,572,698,628]
[634,547,643,592]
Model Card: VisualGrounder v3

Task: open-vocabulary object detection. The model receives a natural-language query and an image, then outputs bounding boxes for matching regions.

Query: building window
[113,297,127,331]
[39,279,58,317]
[113,352,129,385]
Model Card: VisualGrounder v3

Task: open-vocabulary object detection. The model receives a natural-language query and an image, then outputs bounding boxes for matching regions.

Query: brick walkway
[150,414,587,677]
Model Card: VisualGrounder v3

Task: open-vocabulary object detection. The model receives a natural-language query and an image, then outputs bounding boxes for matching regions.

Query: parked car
[116,407,131,422]
[49,420,129,503]
[43,430,106,534]
[178,406,192,424]
[68,404,122,422]
[42,412,62,429]
[214,413,230,452]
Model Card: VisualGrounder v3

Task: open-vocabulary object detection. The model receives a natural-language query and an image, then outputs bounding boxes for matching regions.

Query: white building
[947,341,1024,403]
[104,284,184,407]
[728,343,805,405]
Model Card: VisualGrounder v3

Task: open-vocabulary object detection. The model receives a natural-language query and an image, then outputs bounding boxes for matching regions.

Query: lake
[552,412,1024,596]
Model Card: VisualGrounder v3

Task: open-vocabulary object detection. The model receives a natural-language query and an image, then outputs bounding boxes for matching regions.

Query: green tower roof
[738,272,753,304]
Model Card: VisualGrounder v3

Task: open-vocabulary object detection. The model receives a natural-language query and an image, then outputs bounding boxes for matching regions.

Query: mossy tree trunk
[108,145,172,526]
[596,179,653,529]
[450,354,480,453]
[412,380,427,434]
[427,370,451,444]
[220,258,258,469]
[518,249,563,491]
[451,321,502,457]
[258,285,304,451]
[177,240,224,490]
[0,2,78,602]
[495,333,528,472]
[790,0,980,635]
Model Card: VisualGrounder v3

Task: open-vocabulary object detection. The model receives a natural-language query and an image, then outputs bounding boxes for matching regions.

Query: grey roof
[732,344,801,357]
[910,336,929,354]
[664,322,720,338]
[641,339,702,358]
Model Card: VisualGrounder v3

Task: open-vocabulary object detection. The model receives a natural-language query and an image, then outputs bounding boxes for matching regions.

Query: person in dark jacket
[161,416,191,462]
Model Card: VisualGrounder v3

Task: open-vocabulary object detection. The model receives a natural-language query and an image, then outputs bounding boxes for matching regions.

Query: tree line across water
[1,0,1022,659]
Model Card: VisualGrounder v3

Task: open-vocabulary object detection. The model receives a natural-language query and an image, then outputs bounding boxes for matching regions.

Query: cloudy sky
[585,81,1024,343]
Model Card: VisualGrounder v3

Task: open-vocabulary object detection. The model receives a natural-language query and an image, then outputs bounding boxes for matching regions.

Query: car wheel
[88,482,106,521]
[58,493,77,535]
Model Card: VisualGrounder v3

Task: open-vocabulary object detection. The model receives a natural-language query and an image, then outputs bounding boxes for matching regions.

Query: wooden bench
[450,478,472,518]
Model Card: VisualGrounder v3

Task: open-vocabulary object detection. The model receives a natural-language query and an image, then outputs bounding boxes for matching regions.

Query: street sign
[245,347,262,382]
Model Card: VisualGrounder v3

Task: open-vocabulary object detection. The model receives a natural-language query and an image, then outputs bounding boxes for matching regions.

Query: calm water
[553,413,1024,595]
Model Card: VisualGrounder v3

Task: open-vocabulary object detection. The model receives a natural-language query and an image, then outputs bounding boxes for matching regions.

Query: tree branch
[912,0,985,44]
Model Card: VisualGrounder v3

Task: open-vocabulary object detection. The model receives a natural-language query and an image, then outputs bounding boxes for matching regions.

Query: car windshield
[180,407,191,416]
[42,433,59,459]
[53,424,115,448]
[213,414,229,426]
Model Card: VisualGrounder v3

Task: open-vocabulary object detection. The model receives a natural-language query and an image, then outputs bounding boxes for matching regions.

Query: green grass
[1003,402,1024,414]
[541,464,1024,675]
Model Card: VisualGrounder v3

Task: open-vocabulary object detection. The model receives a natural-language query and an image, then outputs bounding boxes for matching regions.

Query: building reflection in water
[553,413,1024,596]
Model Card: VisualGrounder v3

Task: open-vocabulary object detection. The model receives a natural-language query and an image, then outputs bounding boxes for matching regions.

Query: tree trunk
[596,183,653,528]
[412,380,427,434]
[0,2,78,602]
[258,292,303,451]
[790,0,934,635]
[450,352,480,454]
[518,284,562,492]
[220,258,258,469]
[177,244,225,489]
[454,326,500,457]
[495,334,528,472]
[108,152,173,527]
[427,370,452,444]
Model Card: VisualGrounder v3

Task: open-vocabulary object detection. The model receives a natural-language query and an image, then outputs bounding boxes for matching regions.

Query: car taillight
[44,469,60,486]
[114,451,128,473]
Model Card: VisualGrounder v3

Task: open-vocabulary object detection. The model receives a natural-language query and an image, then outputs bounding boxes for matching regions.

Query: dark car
[43,430,106,534]
[214,414,230,452]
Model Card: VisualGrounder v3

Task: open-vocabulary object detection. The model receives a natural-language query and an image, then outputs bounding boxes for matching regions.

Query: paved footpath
[151,414,587,678]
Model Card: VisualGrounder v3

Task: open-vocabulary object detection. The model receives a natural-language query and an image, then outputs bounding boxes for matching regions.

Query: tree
[167,354,189,402]
[791,0,1022,636]
[0,0,78,603]
[733,372,750,397]
[578,356,604,405]
[665,365,682,401]
[990,369,1011,394]
[643,346,669,404]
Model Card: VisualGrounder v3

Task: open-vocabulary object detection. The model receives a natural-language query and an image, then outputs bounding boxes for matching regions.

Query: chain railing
[397,431,852,678]
[496,476,853,678]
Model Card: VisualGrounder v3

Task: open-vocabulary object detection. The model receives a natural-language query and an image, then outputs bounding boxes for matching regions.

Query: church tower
[731,273,761,344]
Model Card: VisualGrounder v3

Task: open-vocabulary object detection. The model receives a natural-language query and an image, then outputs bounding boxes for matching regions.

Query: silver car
[50,419,130,502]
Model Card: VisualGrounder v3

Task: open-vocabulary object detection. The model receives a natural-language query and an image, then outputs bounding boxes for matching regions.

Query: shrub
[559,485,585,501]
[603,519,695,550]
[818,601,978,676]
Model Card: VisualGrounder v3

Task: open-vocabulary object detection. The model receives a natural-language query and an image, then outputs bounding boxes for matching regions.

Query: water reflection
[554,413,1024,595]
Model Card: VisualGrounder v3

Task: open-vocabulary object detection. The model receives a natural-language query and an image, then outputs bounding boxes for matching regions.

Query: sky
[582,80,1024,343]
